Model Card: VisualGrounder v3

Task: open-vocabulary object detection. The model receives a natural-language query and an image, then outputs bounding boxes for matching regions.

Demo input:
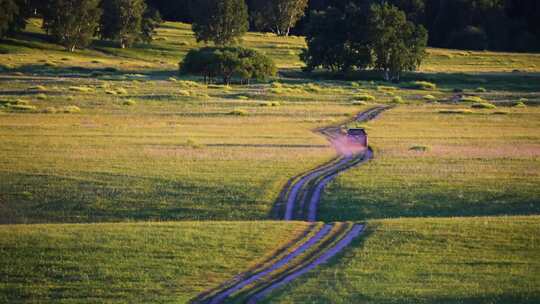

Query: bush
[180,47,276,84]
[391,96,404,104]
[471,102,496,109]
[69,86,94,92]
[354,94,375,102]
[423,95,437,102]
[228,109,249,116]
[352,100,367,106]
[513,101,527,108]
[36,94,47,100]
[475,87,487,93]
[62,105,81,113]
[407,81,437,90]
[123,99,136,106]
[460,96,484,103]
[29,85,48,91]
[260,101,281,107]
[8,104,37,112]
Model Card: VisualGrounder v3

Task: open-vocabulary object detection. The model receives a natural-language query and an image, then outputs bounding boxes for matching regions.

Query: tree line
[145,0,540,52]
[0,0,162,51]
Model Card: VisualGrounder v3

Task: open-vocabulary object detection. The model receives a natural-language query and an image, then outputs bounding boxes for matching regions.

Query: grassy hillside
[261,216,540,304]
[1,19,540,74]
[319,105,540,222]
[0,221,311,303]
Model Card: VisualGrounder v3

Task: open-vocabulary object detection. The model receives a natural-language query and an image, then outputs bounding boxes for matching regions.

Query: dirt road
[193,106,390,304]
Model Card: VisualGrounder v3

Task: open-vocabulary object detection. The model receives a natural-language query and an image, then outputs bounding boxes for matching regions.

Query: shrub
[352,100,367,106]
[69,86,94,92]
[116,87,128,95]
[236,95,249,100]
[460,96,484,103]
[354,94,375,102]
[180,46,276,84]
[475,87,487,93]
[62,105,81,113]
[391,96,404,104]
[8,104,37,112]
[123,99,136,106]
[29,85,47,91]
[493,111,509,115]
[377,85,398,91]
[36,94,47,100]
[43,107,58,114]
[471,102,496,109]
[407,81,437,90]
[105,90,118,95]
[228,109,249,116]
[513,101,527,108]
[178,90,191,96]
[423,95,437,102]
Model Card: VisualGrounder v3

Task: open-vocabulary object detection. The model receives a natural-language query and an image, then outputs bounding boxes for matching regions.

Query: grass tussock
[471,102,497,109]
[228,109,249,116]
[439,109,474,114]
[460,96,485,103]
[354,94,376,102]
[407,81,437,90]
[69,86,94,93]
[409,145,430,152]
[391,96,404,104]
[423,95,437,102]
[259,101,281,107]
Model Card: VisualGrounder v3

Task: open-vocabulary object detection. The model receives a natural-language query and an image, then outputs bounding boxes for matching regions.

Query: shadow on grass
[281,69,540,92]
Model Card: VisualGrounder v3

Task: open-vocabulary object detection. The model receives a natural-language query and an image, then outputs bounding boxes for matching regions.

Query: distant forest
[146,0,540,52]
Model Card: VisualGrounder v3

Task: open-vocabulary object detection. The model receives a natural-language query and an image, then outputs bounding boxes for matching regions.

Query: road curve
[193,106,390,304]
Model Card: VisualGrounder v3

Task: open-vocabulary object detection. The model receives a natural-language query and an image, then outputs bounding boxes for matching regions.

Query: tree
[100,0,146,48]
[0,0,19,38]
[190,0,248,45]
[367,3,428,81]
[180,46,276,84]
[251,0,308,36]
[43,0,101,51]
[301,3,371,73]
[141,6,162,43]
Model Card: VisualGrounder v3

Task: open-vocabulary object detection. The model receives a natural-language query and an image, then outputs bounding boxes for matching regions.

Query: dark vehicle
[347,128,368,146]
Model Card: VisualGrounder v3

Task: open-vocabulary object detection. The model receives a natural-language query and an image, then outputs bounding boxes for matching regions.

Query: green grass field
[260,216,540,304]
[0,221,311,303]
[320,105,540,222]
[1,18,540,304]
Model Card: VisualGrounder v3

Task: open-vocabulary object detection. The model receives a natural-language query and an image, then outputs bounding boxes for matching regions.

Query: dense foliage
[43,0,102,51]
[368,3,428,81]
[250,0,308,36]
[100,0,148,48]
[190,0,249,45]
[147,0,540,52]
[180,47,276,84]
[302,3,427,80]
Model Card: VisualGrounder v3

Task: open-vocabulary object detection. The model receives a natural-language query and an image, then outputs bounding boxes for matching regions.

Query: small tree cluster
[180,47,276,84]
[41,0,162,52]
[0,0,31,39]
[250,0,308,36]
[191,0,248,45]
[302,3,428,81]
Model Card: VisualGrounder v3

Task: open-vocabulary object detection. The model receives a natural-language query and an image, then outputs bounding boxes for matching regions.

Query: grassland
[1,18,540,304]
[319,105,540,222]
[261,216,540,304]
[0,221,311,303]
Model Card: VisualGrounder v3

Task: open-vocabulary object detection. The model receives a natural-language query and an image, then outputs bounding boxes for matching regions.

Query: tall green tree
[251,0,308,36]
[368,3,427,81]
[100,0,147,48]
[301,3,371,73]
[0,0,19,38]
[43,0,101,51]
[190,0,248,45]
[140,6,162,43]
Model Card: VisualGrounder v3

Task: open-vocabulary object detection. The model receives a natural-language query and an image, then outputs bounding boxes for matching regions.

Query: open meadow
[1,17,540,304]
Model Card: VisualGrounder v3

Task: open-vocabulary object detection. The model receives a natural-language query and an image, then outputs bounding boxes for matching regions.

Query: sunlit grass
[0,221,310,303]
[262,216,540,304]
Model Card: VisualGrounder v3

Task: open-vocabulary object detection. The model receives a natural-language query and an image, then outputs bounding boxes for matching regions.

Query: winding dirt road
[193,106,389,304]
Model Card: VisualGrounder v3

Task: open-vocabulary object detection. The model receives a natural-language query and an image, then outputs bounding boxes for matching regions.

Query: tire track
[193,106,390,304]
